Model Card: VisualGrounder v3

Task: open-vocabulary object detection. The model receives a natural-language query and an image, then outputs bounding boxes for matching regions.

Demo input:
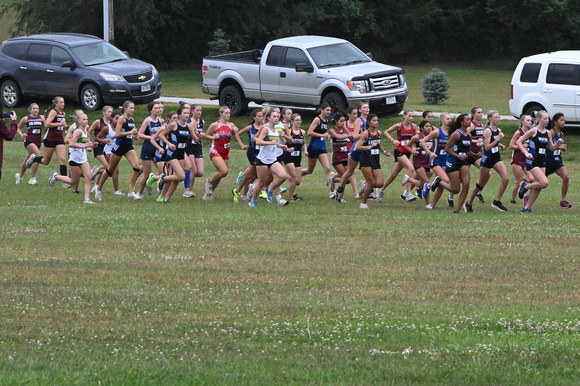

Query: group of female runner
[10,98,572,212]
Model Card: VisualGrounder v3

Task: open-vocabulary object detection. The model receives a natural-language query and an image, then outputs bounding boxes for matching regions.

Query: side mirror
[61,61,76,68]
[295,63,314,73]
[366,52,373,60]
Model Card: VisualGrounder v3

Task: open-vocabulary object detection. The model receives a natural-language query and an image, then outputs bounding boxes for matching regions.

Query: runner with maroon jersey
[508,114,533,204]
[16,103,44,185]
[406,119,434,208]
[26,97,68,179]
[328,113,350,199]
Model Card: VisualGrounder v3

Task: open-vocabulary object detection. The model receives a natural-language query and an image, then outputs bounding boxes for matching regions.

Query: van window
[2,43,29,60]
[50,46,73,66]
[520,63,541,83]
[546,63,578,85]
[266,46,284,67]
[26,44,51,64]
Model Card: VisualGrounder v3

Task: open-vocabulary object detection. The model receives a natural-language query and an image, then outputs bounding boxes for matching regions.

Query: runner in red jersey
[509,114,534,204]
[26,97,69,179]
[405,120,434,208]
[378,109,422,202]
[16,103,44,185]
[203,106,246,200]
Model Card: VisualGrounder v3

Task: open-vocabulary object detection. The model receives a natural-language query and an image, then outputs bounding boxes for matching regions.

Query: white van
[509,51,580,122]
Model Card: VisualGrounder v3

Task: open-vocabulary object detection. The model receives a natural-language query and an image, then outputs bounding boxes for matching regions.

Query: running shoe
[183,190,195,198]
[328,174,336,193]
[259,190,267,199]
[114,190,124,195]
[360,203,369,209]
[329,191,336,199]
[28,177,38,185]
[62,183,70,188]
[15,173,22,184]
[232,188,241,202]
[426,205,437,210]
[463,203,473,213]
[248,200,258,207]
[156,197,164,202]
[162,200,172,204]
[476,192,485,204]
[447,195,454,207]
[247,184,254,200]
[560,200,572,209]
[277,198,289,206]
[146,172,155,188]
[422,183,430,199]
[401,174,409,186]
[145,184,152,196]
[453,209,461,214]
[48,170,58,187]
[368,193,377,201]
[518,181,528,199]
[280,187,287,193]
[521,207,532,214]
[127,192,137,199]
[416,187,422,198]
[26,154,35,169]
[431,176,441,191]
[293,194,302,201]
[202,193,213,201]
[404,194,418,202]
[400,193,407,201]
[72,190,80,194]
[236,171,244,185]
[510,200,517,205]
[133,193,143,200]
[491,200,507,212]
[158,174,166,191]
[95,189,103,202]
[377,189,384,203]
[91,166,100,183]
[205,178,212,194]
[357,180,366,197]
[354,193,361,199]
[265,187,273,203]
[335,189,343,203]
[83,199,94,204]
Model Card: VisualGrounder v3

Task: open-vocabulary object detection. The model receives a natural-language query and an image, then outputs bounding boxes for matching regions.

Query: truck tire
[219,85,248,116]
[1,79,23,108]
[524,104,544,119]
[322,91,347,116]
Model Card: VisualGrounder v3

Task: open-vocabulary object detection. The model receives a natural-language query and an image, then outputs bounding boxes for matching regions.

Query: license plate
[385,97,396,104]
[141,84,151,92]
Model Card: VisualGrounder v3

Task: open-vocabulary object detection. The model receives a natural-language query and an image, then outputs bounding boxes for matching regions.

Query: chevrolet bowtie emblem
[139,75,146,80]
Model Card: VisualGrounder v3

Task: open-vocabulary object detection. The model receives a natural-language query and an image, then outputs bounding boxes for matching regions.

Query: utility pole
[103,0,114,44]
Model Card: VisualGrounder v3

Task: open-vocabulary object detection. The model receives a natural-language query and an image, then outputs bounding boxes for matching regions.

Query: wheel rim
[223,92,237,112]
[83,88,98,109]
[2,84,16,105]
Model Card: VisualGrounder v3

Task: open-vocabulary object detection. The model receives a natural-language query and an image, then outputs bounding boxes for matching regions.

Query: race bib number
[553,149,561,156]
[440,150,446,155]
[370,149,379,155]
[32,129,40,134]
[340,146,348,152]
[224,143,230,148]
[291,150,300,156]
[491,146,499,153]
[458,152,466,157]
[126,134,133,139]
[57,127,63,131]
[476,141,483,147]
[401,140,409,146]
[178,143,186,148]
[538,148,546,154]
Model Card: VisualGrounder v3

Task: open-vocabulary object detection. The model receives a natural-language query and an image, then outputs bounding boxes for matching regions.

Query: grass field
[1,99,580,383]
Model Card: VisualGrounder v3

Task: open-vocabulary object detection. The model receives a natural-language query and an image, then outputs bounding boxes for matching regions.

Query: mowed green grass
[1,102,580,383]
[160,62,516,115]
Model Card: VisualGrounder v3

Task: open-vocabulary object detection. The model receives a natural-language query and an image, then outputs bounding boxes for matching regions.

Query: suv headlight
[399,73,406,86]
[100,72,125,82]
[152,66,158,77]
[347,80,368,93]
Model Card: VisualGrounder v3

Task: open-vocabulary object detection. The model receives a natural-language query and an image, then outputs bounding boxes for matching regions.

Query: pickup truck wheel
[322,91,347,116]
[524,104,544,119]
[219,85,247,116]
[80,84,102,111]
[1,80,23,108]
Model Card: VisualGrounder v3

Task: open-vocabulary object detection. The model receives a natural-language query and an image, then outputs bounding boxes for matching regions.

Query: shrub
[422,68,450,104]
[207,29,230,56]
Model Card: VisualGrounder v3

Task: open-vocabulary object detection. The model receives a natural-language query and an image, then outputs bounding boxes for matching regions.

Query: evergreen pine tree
[422,68,450,104]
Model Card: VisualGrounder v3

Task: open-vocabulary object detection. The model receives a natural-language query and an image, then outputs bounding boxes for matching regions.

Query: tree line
[2,0,580,69]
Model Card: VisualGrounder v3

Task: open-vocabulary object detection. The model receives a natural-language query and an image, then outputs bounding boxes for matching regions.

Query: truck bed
[205,49,262,64]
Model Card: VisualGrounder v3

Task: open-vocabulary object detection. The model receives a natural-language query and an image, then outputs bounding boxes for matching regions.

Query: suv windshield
[307,42,371,69]
[71,42,128,66]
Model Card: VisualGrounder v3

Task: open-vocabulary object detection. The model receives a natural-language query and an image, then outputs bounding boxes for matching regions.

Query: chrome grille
[369,74,399,91]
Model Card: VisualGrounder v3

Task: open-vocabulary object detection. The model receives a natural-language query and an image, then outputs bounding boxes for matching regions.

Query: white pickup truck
[201,36,408,116]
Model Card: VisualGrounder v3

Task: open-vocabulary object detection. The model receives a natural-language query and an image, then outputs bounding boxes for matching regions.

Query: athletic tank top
[470,121,484,154]
[69,127,89,164]
[308,115,328,151]
[527,128,549,168]
[115,116,135,146]
[395,123,415,153]
[25,115,43,143]
[289,128,304,156]
[482,127,502,161]
[257,125,280,164]
[44,110,66,141]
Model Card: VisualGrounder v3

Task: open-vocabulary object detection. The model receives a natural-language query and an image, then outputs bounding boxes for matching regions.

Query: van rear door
[544,63,580,121]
